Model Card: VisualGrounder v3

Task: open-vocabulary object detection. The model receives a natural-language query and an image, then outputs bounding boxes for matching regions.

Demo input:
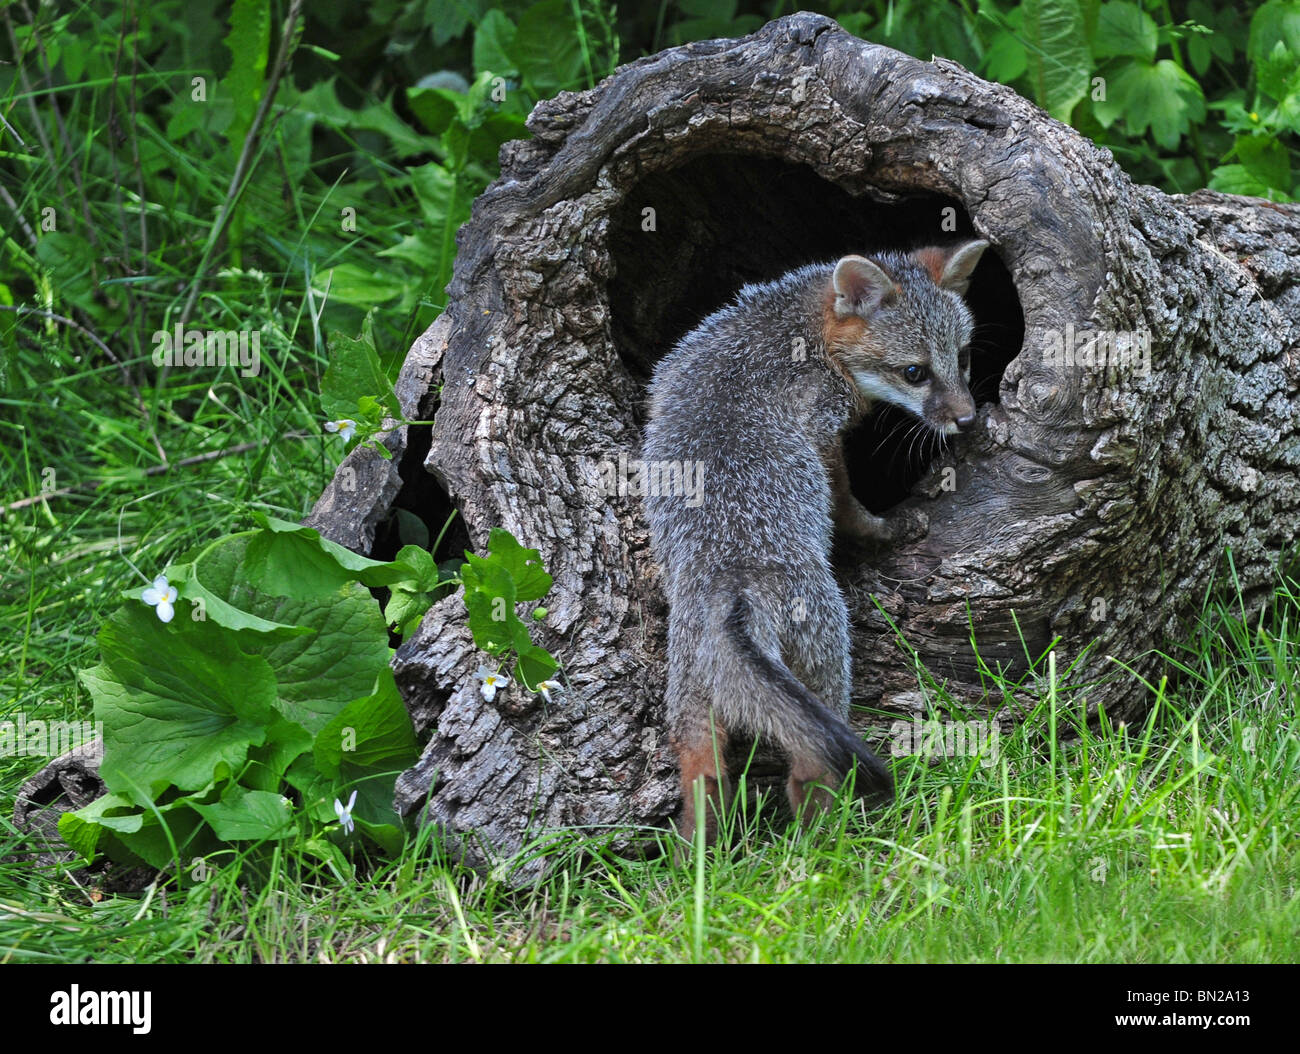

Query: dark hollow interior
[608,155,1024,514]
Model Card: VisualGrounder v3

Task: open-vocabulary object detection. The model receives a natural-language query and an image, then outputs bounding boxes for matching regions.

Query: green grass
[3,578,1297,962]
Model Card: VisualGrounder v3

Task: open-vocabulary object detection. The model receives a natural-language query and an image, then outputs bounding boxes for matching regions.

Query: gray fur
[643,242,988,835]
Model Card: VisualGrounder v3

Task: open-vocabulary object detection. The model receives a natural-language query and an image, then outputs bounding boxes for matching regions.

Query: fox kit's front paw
[886,507,929,543]
[837,501,893,545]
[838,504,929,548]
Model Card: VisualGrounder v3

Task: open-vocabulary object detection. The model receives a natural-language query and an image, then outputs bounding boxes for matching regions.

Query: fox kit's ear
[832,255,896,319]
[913,239,990,297]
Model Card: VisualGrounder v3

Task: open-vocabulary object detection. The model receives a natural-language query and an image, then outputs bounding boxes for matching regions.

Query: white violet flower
[476,665,507,702]
[536,679,563,705]
[334,790,358,836]
[141,575,178,623]
[324,418,357,441]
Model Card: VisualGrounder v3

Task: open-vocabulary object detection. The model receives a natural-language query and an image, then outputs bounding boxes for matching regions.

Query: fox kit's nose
[955,411,976,431]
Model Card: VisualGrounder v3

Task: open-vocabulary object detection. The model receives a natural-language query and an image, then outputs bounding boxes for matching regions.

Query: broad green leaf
[313,668,418,778]
[984,29,1028,83]
[516,642,559,687]
[59,792,142,861]
[1023,0,1091,122]
[407,86,466,136]
[191,788,294,841]
[1091,2,1157,62]
[244,513,407,597]
[509,0,585,98]
[1236,135,1291,191]
[313,669,416,852]
[245,716,315,790]
[392,544,439,587]
[62,792,212,871]
[233,577,393,736]
[1094,59,1206,148]
[84,604,278,800]
[1249,0,1300,67]
[474,8,519,78]
[168,533,313,635]
[463,567,520,651]
[1208,163,1292,199]
[384,584,435,637]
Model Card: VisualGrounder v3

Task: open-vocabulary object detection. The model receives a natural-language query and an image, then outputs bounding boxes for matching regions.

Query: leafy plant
[61,515,424,880]
[60,511,560,883]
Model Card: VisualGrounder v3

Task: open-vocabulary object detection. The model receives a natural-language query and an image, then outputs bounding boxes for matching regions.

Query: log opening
[607,152,1024,514]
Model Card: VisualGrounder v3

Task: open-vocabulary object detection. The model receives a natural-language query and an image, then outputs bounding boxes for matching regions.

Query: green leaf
[168,533,315,635]
[1236,135,1291,191]
[61,791,211,871]
[223,0,270,155]
[395,509,431,549]
[1091,2,1157,62]
[178,530,395,736]
[479,527,553,602]
[244,513,405,598]
[474,8,519,77]
[463,561,520,652]
[191,788,294,841]
[401,161,474,303]
[407,86,465,136]
[233,577,393,737]
[314,263,408,308]
[287,79,440,157]
[516,642,559,687]
[1256,40,1300,104]
[984,28,1028,83]
[509,0,585,98]
[313,668,418,779]
[83,605,279,800]
[391,544,438,585]
[1249,0,1300,68]
[1208,163,1292,200]
[1023,0,1092,122]
[313,669,417,852]
[1093,60,1206,148]
[321,312,400,421]
[245,717,314,790]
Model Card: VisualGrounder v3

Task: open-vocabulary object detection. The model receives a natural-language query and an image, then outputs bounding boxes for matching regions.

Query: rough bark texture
[30,13,1292,881]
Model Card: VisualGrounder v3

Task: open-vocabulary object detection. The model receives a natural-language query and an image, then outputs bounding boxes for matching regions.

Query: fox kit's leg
[784,575,853,824]
[666,611,731,848]
[672,715,730,848]
[826,442,893,543]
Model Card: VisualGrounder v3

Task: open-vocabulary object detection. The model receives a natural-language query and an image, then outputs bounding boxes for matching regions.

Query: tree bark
[25,13,1296,882]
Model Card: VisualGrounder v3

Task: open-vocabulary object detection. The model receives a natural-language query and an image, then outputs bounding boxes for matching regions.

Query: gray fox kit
[643,239,989,844]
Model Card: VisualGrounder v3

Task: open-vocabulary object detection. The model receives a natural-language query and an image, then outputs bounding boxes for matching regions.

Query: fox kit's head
[823,240,989,436]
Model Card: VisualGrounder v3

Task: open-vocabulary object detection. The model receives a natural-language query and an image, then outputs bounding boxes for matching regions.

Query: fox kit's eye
[902,364,928,385]
[958,348,971,370]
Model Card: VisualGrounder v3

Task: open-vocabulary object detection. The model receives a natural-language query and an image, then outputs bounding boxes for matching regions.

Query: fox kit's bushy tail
[719,592,893,803]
